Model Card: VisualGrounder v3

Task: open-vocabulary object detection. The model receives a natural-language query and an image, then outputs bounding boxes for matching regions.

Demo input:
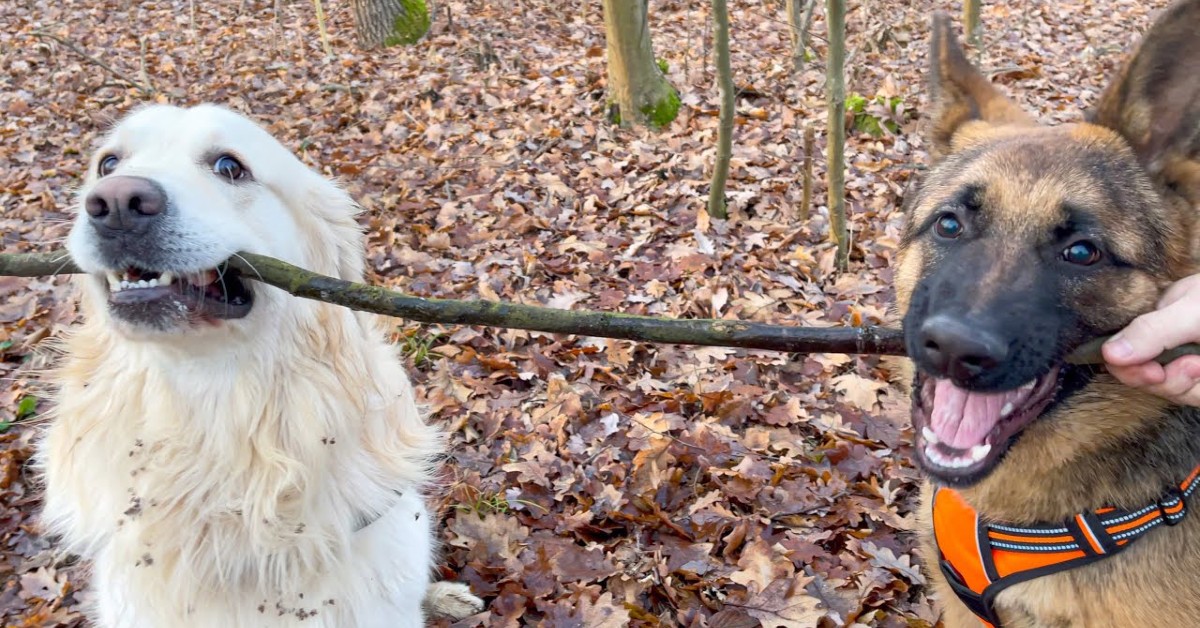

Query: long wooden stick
[0,251,1188,366]
[0,251,905,356]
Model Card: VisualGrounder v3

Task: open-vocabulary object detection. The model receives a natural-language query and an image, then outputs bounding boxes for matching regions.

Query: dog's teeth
[120,281,132,290]
[921,427,940,444]
[189,270,219,286]
[1020,380,1037,393]
[1000,402,1014,418]
[106,272,121,292]
[136,280,149,288]
[147,278,159,287]
[159,272,175,285]
[925,441,989,469]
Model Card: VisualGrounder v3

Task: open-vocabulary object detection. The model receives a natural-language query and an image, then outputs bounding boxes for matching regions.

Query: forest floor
[0,0,1166,625]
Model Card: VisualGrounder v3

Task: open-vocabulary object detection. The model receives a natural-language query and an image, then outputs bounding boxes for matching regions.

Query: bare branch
[0,251,1178,366]
[31,31,156,96]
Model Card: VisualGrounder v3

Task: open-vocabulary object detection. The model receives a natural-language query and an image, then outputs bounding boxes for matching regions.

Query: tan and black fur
[898,1,1200,625]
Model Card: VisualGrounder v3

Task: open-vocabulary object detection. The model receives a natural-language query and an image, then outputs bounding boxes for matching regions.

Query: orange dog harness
[932,465,1200,627]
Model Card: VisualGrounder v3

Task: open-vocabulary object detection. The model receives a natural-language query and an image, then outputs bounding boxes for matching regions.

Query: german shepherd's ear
[1090,0,1200,205]
[927,13,1034,161]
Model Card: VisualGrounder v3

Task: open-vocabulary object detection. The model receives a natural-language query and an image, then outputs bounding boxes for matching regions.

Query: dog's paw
[423,581,485,620]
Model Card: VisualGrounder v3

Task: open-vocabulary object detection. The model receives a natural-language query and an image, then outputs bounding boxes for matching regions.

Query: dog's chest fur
[38,308,439,623]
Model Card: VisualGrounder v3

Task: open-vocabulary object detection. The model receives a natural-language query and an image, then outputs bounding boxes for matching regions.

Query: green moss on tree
[382,0,431,46]
[640,87,680,129]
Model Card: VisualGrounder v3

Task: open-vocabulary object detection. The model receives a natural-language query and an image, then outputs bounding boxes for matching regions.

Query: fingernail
[1105,335,1133,360]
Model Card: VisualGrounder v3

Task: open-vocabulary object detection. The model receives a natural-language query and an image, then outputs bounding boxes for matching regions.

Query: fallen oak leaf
[733,575,827,628]
[831,372,887,412]
[730,537,794,594]
[859,540,926,585]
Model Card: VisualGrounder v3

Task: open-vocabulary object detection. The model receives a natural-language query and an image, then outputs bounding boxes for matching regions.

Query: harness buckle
[1157,485,1187,526]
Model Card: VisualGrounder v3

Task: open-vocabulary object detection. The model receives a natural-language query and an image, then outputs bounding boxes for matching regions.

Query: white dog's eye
[213,154,249,182]
[98,155,119,177]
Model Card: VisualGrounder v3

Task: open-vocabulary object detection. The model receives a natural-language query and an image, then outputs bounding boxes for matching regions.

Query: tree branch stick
[0,251,1190,366]
[32,31,156,96]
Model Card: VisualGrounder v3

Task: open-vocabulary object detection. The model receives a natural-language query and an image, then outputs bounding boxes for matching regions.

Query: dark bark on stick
[0,251,1184,365]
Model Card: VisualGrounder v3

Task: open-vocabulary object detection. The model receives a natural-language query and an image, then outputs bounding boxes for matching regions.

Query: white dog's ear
[291,172,367,282]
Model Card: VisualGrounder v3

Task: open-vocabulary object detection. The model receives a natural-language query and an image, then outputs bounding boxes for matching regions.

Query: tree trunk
[786,0,816,73]
[825,0,848,270]
[800,124,813,220]
[352,0,431,48]
[313,0,333,58]
[963,0,982,51]
[601,0,680,129]
[707,0,734,219]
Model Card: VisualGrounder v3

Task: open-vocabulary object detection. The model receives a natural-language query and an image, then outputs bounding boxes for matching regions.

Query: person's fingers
[1103,297,1200,366]
[1157,274,1200,309]
[1140,356,1200,404]
[1107,361,1167,388]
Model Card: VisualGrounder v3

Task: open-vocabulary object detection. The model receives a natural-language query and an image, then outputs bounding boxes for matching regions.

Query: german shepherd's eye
[934,213,964,239]
[98,155,119,177]
[212,154,249,182]
[1062,240,1102,266]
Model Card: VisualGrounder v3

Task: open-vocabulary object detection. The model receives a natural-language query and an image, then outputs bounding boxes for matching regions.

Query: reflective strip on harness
[932,463,1200,627]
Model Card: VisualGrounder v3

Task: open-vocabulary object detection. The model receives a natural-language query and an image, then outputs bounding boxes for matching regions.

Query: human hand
[1102,274,1200,406]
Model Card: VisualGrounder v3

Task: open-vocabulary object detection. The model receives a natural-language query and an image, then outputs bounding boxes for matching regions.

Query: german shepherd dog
[897,1,1200,625]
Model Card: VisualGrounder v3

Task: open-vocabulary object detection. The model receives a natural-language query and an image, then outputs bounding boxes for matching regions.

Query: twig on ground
[31,31,156,96]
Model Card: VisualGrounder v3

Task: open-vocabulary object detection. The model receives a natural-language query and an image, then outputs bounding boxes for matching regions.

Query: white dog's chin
[94,261,254,333]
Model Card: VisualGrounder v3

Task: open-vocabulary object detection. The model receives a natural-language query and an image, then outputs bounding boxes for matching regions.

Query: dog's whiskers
[230,253,263,282]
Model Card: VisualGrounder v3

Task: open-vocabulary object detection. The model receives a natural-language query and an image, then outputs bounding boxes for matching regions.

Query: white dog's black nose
[86,176,167,236]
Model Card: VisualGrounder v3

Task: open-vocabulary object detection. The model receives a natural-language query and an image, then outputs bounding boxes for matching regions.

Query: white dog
[42,104,483,627]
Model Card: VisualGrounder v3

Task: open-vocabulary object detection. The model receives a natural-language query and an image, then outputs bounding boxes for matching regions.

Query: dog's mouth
[912,367,1062,485]
[102,262,254,321]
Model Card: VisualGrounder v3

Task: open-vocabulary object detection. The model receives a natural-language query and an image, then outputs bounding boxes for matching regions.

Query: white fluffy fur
[40,104,482,627]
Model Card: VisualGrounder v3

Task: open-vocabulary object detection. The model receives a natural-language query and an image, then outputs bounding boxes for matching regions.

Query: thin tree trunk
[786,0,816,73]
[707,0,734,219]
[800,124,814,220]
[963,0,982,51]
[825,0,848,271]
[601,0,679,129]
[312,0,333,58]
[352,0,431,48]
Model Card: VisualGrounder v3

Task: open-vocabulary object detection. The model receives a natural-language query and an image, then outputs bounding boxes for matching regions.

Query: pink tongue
[930,379,1031,450]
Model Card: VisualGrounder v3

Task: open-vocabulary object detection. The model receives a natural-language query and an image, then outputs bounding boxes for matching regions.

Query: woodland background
[0,0,1167,625]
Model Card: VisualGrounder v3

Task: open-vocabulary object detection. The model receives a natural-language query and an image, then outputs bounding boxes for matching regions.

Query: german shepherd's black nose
[85,176,167,237]
[918,315,1009,382]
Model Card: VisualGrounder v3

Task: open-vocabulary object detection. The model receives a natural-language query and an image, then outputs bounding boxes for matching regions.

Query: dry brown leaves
[0,0,1166,625]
